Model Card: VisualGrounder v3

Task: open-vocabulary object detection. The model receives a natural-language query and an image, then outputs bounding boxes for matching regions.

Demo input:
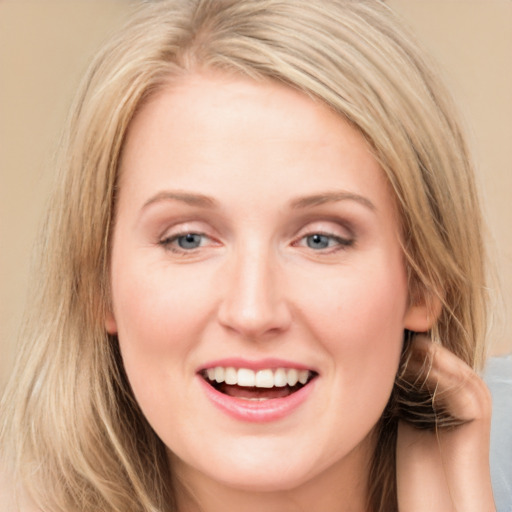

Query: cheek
[109,259,217,436]
[109,255,216,401]
[112,256,211,347]
[304,256,407,329]
[298,257,408,391]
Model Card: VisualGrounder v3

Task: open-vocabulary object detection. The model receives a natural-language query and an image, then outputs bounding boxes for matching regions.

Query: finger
[403,335,492,423]
[396,420,455,511]
[398,336,496,511]
[397,418,496,512]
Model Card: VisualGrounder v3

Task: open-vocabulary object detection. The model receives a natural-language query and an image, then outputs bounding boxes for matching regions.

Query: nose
[217,244,292,340]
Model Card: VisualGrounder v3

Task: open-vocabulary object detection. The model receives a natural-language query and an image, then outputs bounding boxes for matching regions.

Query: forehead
[123,72,366,160]
[118,72,395,217]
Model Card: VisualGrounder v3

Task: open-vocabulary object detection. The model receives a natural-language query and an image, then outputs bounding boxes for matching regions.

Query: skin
[396,336,495,511]
[105,72,494,511]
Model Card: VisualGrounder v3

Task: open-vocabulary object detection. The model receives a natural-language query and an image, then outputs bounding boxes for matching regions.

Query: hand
[396,335,496,512]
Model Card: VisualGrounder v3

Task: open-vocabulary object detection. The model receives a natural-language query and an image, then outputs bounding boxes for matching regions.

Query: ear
[105,310,118,335]
[404,292,442,333]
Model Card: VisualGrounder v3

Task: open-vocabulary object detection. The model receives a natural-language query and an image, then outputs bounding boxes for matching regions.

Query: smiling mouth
[200,367,318,401]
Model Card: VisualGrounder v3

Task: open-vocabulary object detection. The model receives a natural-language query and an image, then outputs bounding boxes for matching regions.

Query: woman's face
[106,73,430,493]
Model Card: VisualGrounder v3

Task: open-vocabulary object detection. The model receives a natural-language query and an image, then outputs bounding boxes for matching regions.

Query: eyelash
[159,231,354,255]
[159,232,212,254]
[293,232,354,253]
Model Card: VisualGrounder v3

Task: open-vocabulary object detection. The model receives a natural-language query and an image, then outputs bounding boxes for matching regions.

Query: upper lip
[196,357,317,373]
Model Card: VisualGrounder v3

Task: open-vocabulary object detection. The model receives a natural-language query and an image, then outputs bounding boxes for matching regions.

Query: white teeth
[298,370,309,385]
[237,368,255,387]
[214,367,225,383]
[287,369,298,386]
[204,366,313,388]
[255,369,274,388]
[225,367,237,385]
[274,368,288,387]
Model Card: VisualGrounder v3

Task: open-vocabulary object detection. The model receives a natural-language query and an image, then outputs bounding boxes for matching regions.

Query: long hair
[0,1,488,511]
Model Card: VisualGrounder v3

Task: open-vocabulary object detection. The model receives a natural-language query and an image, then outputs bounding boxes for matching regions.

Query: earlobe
[404,295,442,333]
[105,310,118,334]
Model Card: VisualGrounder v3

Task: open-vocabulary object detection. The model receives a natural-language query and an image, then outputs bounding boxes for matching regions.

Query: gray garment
[485,355,512,512]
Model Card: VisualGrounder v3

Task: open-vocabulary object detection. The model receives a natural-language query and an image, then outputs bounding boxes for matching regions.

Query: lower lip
[198,376,316,423]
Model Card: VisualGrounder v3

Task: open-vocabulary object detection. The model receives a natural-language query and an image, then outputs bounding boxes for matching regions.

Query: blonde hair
[0,1,487,511]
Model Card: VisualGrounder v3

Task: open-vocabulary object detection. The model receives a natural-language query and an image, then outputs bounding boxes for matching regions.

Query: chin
[204,463,316,493]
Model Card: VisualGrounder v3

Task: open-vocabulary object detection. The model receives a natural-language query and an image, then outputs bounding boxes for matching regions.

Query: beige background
[1,0,511,392]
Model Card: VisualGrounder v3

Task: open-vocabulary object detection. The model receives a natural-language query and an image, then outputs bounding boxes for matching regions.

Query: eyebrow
[141,189,375,212]
[290,191,376,211]
[142,191,219,210]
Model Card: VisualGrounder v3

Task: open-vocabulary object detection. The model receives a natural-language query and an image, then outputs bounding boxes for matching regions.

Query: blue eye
[301,233,353,251]
[176,233,203,249]
[160,232,207,252]
[306,234,331,249]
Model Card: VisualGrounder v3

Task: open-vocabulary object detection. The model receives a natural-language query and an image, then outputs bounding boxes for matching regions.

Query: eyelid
[294,219,354,239]
[157,219,221,252]
[291,220,356,253]
[159,231,220,256]
[158,219,213,240]
[160,231,209,244]
[293,232,354,250]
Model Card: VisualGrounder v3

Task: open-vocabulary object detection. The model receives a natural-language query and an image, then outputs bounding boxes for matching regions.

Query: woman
[0,1,495,510]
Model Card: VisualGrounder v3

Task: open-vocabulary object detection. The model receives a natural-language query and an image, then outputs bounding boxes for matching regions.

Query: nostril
[216,257,292,338]
[217,298,292,339]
